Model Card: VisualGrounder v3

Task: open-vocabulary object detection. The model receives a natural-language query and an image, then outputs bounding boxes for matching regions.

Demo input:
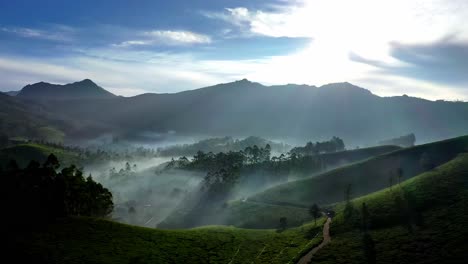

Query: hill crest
[17,79,116,100]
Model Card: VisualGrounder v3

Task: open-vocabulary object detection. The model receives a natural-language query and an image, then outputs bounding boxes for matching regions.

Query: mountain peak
[318,82,373,96]
[76,79,97,85]
[17,79,116,100]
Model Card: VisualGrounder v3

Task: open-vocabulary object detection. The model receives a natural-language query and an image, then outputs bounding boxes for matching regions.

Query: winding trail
[296,217,332,264]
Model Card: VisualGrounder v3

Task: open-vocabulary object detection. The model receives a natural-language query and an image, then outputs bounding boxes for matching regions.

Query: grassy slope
[223,200,311,229]
[313,153,468,264]
[12,217,325,264]
[249,135,468,207]
[160,145,401,229]
[0,143,80,168]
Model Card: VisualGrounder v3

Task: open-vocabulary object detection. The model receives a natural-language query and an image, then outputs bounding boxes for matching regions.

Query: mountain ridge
[4,79,468,144]
[16,79,116,100]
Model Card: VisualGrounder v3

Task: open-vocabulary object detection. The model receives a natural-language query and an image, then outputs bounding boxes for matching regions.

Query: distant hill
[0,92,67,142]
[247,135,468,207]
[17,79,116,100]
[39,79,468,144]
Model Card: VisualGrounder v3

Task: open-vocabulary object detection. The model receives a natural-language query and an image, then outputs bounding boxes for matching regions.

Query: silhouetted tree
[278,217,288,231]
[0,134,8,148]
[309,203,321,226]
[388,173,394,190]
[345,183,352,203]
[397,167,404,185]
[3,156,113,229]
[419,152,434,170]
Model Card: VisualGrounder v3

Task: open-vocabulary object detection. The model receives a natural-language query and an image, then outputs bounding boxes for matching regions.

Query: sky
[0,0,467,100]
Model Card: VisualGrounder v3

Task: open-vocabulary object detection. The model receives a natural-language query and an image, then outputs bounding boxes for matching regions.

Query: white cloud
[114,30,211,47]
[1,26,73,42]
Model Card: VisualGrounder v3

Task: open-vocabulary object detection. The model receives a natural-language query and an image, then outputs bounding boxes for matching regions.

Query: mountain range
[3,79,468,145]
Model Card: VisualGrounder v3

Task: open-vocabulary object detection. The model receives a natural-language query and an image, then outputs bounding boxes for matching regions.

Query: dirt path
[296,217,332,264]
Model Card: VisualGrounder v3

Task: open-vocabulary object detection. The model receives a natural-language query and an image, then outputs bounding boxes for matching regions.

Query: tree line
[2,154,113,229]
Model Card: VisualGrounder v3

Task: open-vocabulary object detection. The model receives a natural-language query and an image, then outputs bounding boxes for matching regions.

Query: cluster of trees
[379,133,416,148]
[27,139,157,164]
[2,154,113,228]
[167,144,330,181]
[109,162,138,180]
[289,137,345,156]
[80,147,156,163]
[157,136,289,157]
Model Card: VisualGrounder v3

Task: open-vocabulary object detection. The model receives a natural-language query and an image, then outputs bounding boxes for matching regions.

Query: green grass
[312,153,468,264]
[248,135,468,208]
[223,200,312,229]
[12,217,326,264]
[0,143,81,168]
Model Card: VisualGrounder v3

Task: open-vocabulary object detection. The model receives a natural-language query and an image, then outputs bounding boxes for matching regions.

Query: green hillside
[10,217,325,264]
[159,145,400,229]
[0,143,80,168]
[313,153,468,264]
[249,135,468,208]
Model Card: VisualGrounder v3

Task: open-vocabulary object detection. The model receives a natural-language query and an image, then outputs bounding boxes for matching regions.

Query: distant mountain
[17,79,116,100]
[6,79,468,144]
[4,91,19,96]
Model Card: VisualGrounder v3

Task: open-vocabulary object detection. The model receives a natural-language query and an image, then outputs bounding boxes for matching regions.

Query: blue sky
[0,0,467,100]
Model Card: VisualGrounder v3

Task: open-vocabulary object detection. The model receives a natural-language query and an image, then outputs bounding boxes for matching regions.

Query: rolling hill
[158,145,401,229]
[247,135,468,208]
[212,135,468,229]
[9,216,325,264]
[312,152,468,264]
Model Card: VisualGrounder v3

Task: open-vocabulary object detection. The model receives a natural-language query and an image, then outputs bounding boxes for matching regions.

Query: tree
[279,217,288,231]
[344,184,355,223]
[43,153,60,170]
[420,152,433,170]
[397,167,404,185]
[361,202,370,232]
[345,183,352,203]
[388,173,394,190]
[309,203,321,225]
[3,156,113,228]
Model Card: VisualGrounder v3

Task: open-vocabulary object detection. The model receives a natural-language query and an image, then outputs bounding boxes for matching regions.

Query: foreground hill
[17,79,468,144]
[17,79,116,100]
[9,217,324,264]
[313,153,468,264]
